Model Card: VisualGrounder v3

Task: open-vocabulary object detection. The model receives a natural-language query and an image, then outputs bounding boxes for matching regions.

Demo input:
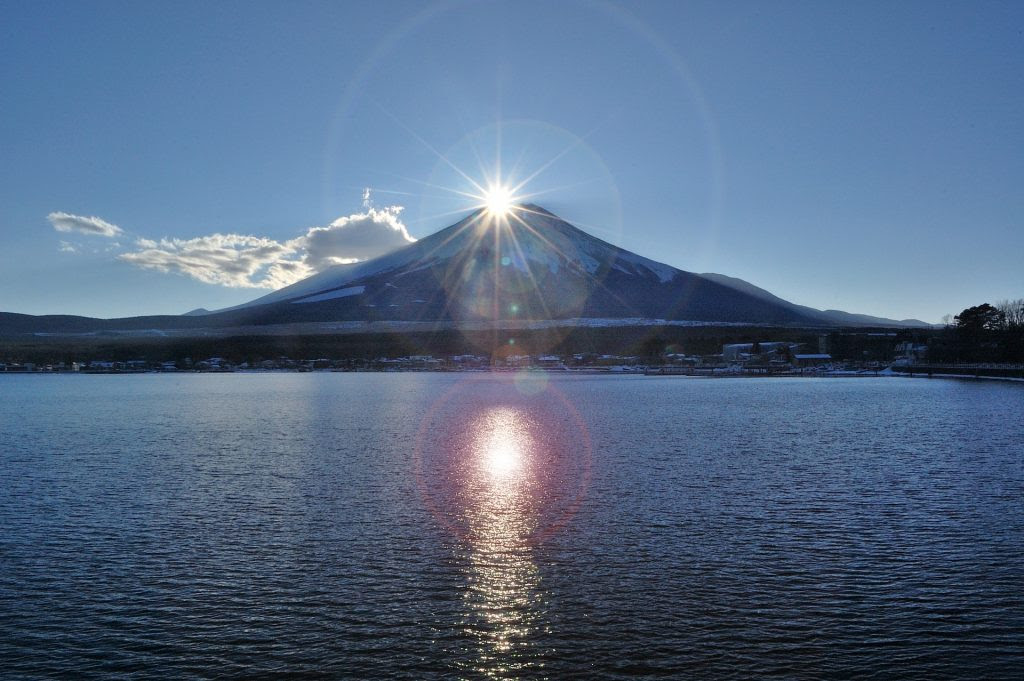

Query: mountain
[203,204,821,326]
[0,204,924,335]
[698,273,932,328]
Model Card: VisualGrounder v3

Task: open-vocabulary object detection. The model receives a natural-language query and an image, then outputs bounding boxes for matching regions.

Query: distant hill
[698,273,932,328]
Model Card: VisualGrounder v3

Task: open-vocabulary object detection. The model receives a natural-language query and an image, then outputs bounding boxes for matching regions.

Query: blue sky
[1,0,1020,323]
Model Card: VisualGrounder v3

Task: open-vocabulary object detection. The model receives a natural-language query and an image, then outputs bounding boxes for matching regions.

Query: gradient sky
[2,0,1021,323]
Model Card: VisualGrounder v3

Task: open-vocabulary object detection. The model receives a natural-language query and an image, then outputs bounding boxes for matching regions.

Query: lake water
[1,373,1022,679]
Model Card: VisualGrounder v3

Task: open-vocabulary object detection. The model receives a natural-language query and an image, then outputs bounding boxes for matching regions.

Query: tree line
[930,299,1024,363]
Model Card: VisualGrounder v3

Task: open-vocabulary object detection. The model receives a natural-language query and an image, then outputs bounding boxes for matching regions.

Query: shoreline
[3,368,1023,383]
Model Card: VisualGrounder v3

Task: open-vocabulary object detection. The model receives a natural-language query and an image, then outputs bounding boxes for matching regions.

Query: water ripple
[1,374,1022,678]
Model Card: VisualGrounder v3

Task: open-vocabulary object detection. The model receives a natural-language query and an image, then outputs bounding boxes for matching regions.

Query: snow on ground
[291,286,366,304]
[312,317,755,332]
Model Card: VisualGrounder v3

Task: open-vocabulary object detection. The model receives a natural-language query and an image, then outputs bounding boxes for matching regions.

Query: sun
[484,184,515,217]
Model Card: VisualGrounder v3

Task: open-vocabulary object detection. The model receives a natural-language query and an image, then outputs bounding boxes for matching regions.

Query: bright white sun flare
[484,185,514,217]
[486,440,521,477]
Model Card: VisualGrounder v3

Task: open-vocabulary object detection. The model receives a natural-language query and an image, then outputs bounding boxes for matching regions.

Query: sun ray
[378,171,483,202]
[426,221,496,321]
[353,187,456,202]
[373,101,489,196]
[494,116,503,192]
[500,214,556,321]
[507,211,580,264]
[504,128,541,188]
[361,111,630,326]
[401,202,499,226]
[415,211,489,262]
[508,207,642,314]
[516,208,642,314]
[507,118,610,196]
[515,204,620,241]
[508,144,579,197]
[514,176,611,202]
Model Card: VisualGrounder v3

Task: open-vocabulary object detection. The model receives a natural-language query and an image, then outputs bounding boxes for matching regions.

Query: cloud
[58,241,77,253]
[301,206,414,271]
[119,234,312,289]
[114,202,416,289]
[48,211,123,237]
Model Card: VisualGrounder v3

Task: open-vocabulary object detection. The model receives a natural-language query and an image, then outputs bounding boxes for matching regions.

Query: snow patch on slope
[615,252,678,283]
[291,286,366,304]
[506,206,678,282]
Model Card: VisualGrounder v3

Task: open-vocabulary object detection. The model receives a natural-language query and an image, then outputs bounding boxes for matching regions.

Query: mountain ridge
[0,205,930,333]
[205,203,822,326]
[697,272,932,328]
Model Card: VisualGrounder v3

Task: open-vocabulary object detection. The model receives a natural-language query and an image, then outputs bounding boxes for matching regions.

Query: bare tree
[996,298,1024,328]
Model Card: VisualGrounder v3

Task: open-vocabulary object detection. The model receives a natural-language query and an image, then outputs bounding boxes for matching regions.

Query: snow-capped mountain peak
[234,204,678,311]
[214,204,822,326]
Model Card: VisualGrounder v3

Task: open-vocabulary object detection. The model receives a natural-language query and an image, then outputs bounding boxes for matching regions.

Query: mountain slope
[229,205,678,310]
[205,205,820,326]
[698,272,932,328]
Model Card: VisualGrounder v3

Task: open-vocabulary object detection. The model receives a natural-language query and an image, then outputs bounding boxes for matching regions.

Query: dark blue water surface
[1,373,1022,679]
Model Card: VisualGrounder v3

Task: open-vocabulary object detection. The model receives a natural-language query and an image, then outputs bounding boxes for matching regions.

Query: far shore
[3,366,1023,383]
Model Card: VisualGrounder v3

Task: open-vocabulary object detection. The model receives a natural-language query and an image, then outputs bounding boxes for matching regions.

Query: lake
[1,373,1021,679]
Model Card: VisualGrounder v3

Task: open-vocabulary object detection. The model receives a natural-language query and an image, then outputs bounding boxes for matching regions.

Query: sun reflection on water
[462,408,543,677]
[413,377,594,677]
[481,420,524,480]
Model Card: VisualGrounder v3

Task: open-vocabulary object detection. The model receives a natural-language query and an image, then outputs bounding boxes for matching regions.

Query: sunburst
[362,111,629,327]
[483,184,516,217]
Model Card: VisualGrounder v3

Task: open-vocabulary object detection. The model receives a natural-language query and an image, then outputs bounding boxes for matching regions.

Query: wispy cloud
[48,211,123,237]
[119,234,312,288]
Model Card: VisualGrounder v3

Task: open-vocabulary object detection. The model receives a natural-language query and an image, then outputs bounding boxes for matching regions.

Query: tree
[996,298,1024,363]
[952,303,1006,362]
[640,336,667,364]
[954,303,1005,332]
[996,299,1024,329]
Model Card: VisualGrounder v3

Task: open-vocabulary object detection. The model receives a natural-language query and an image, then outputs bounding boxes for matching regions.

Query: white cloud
[114,203,416,289]
[301,206,414,271]
[119,234,312,289]
[48,211,123,237]
[58,241,77,253]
